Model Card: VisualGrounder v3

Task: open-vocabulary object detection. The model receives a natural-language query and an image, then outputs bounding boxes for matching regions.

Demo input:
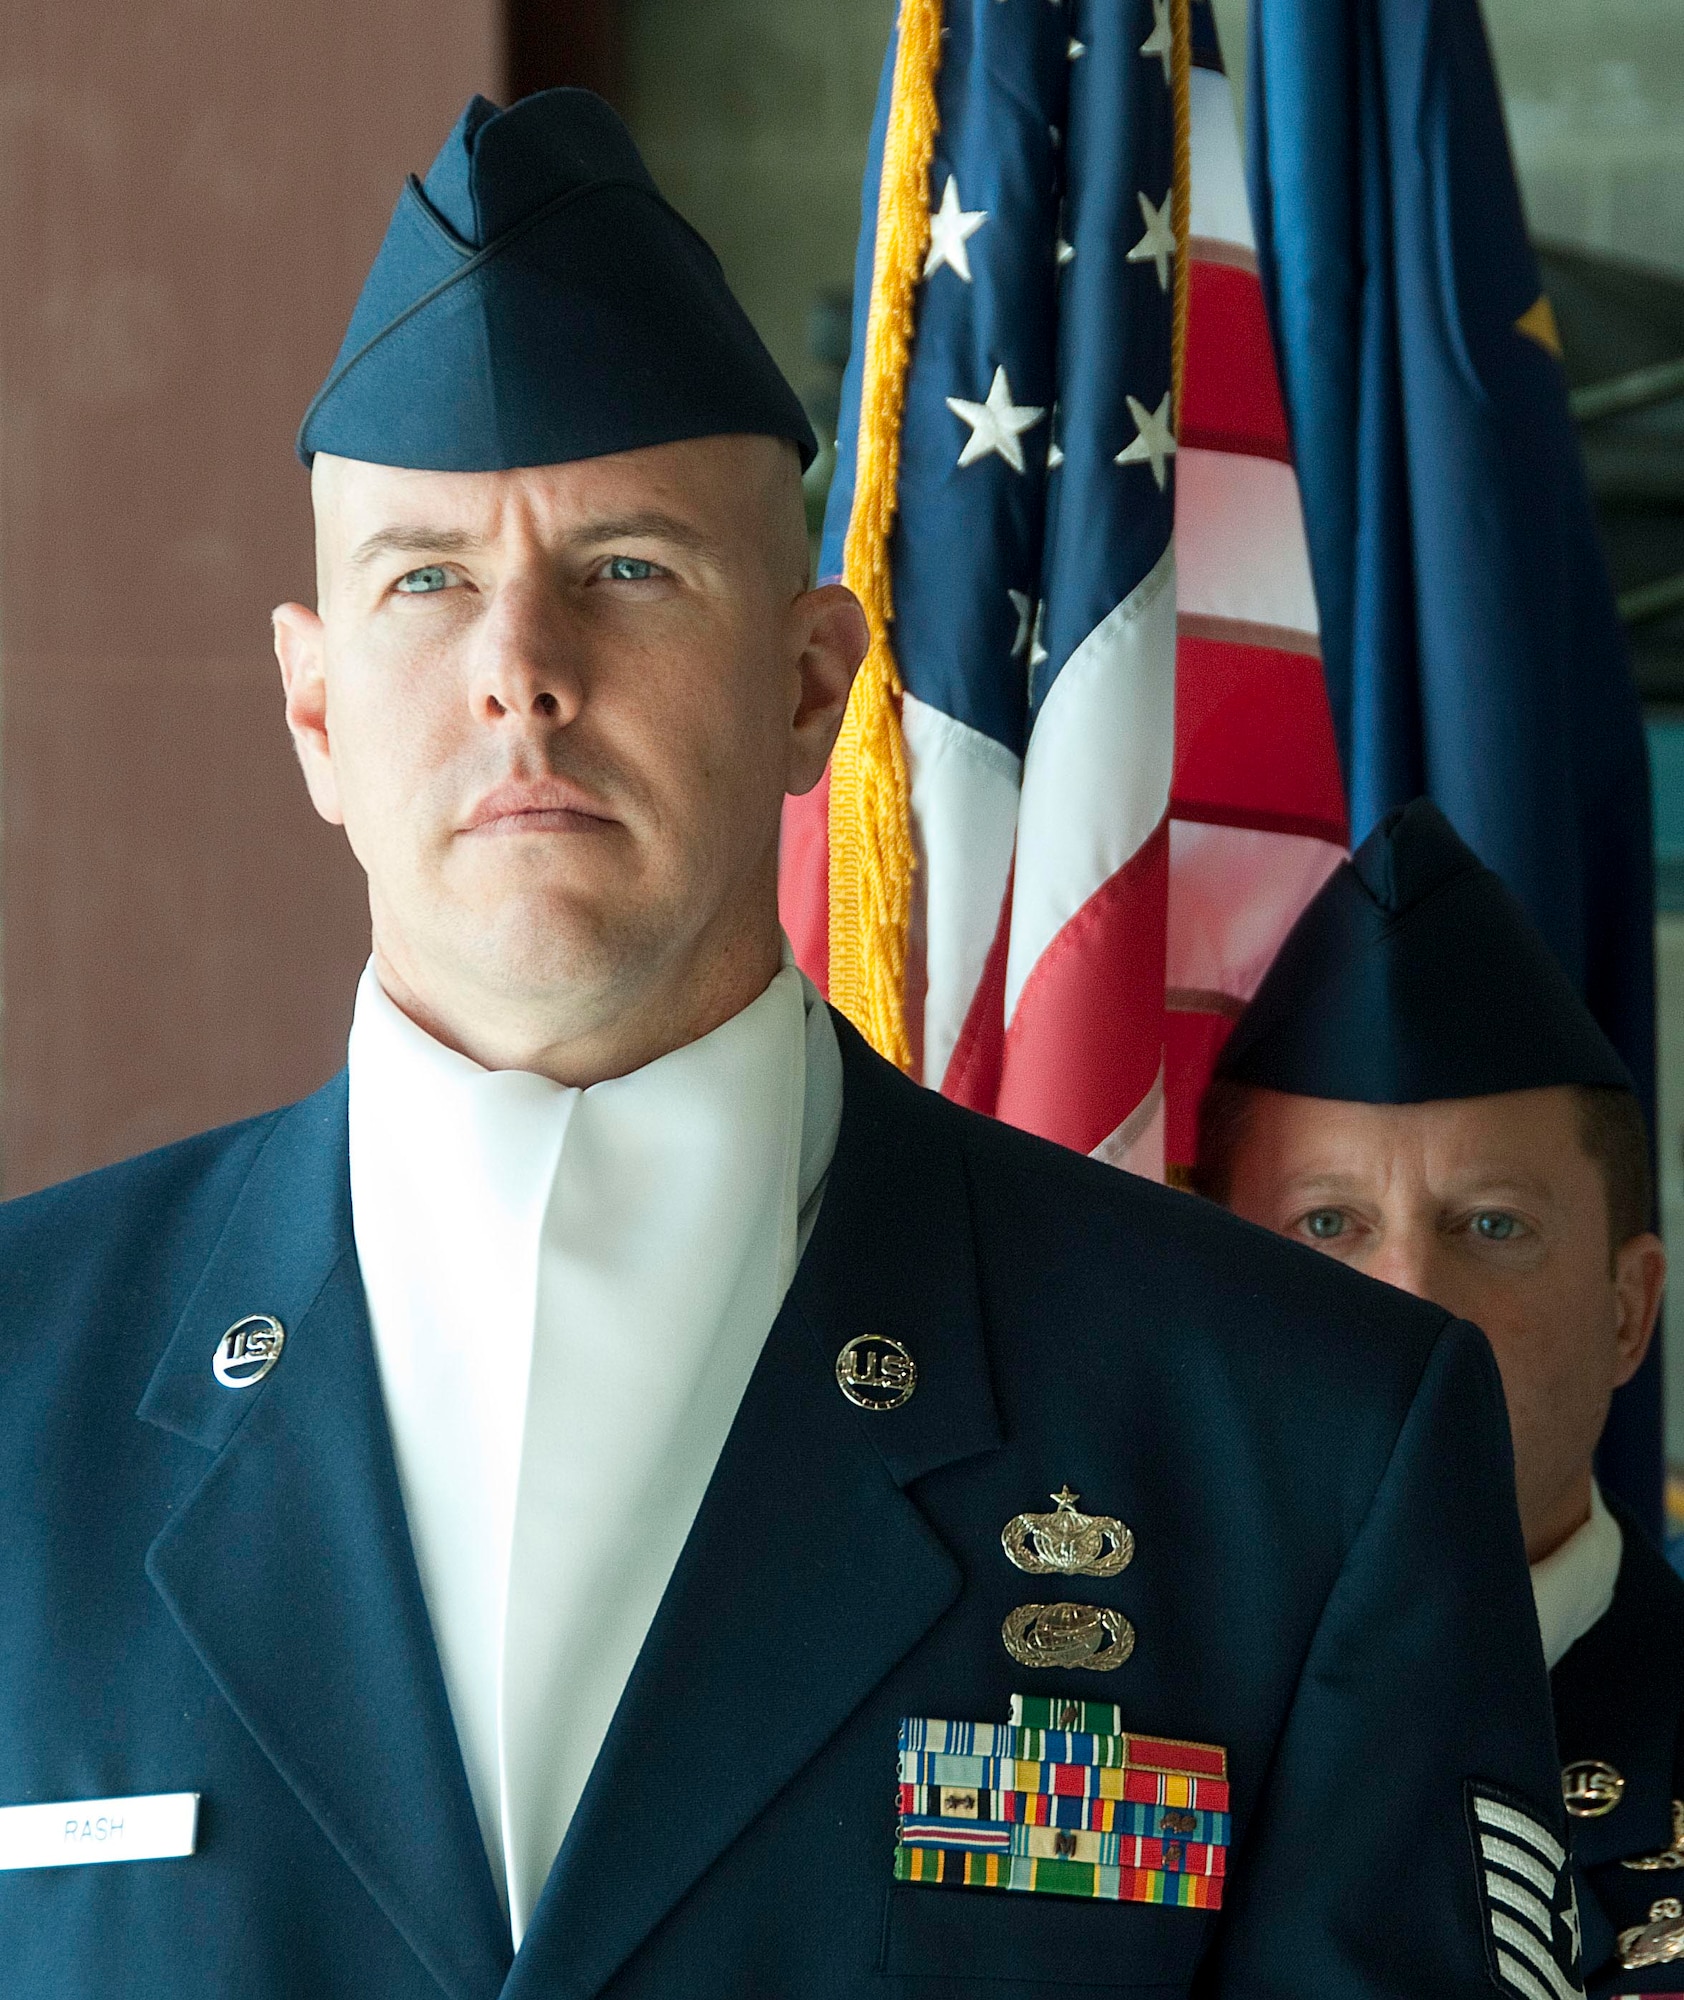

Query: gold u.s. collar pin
[213,1315,286,1389]
[1002,1488,1133,1577]
[835,1335,916,1411]
[1563,1758,1625,1819]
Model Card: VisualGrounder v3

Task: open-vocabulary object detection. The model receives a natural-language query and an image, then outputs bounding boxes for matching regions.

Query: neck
[370,917,784,1089]
[1525,1467,1595,1568]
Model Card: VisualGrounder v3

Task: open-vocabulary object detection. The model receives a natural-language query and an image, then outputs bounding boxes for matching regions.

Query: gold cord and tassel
[828,0,943,1072]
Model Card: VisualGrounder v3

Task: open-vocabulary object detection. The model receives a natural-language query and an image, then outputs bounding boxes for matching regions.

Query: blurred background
[4,0,1683,1440]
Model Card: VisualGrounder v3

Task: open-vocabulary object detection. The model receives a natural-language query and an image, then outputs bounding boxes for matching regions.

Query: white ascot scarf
[1530,1478,1623,1672]
[347,953,842,1941]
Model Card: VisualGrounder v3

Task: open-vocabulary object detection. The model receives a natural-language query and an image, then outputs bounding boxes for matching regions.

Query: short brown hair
[1574,1085,1653,1258]
[1192,1078,1652,1263]
[1190,1076,1257,1208]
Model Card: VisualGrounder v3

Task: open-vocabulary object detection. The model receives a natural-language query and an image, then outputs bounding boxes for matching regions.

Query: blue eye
[1304,1209,1346,1241]
[394,565,455,595]
[603,556,659,582]
[1471,1211,1522,1242]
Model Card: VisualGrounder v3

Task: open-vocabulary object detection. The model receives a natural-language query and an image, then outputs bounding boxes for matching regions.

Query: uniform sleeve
[1207,1315,1581,2000]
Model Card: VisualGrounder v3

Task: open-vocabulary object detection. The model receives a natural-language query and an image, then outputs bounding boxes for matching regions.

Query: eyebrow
[568,510,724,561]
[1279,1168,1560,1207]
[348,527,484,569]
[346,510,724,571]
[1270,1172,1375,1202]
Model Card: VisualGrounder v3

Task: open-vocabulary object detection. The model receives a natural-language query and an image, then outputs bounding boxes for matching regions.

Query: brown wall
[0,2,500,1194]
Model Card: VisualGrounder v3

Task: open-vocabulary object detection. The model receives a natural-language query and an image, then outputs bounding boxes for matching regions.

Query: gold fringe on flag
[828,0,944,1072]
[1171,0,1193,424]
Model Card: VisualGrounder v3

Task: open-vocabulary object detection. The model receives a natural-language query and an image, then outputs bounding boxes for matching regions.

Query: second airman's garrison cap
[1216,798,1634,1102]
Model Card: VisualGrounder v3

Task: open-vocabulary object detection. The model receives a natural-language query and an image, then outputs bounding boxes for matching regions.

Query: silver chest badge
[1620,1898,1684,1971]
[1002,1488,1134,1577]
[1001,1601,1135,1672]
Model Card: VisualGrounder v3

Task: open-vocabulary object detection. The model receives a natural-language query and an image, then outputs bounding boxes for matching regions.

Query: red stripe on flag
[1164,1005,1237,1171]
[1171,631,1347,846]
[778,771,831,996]
[1180,259,1291,464]
[996,821,1168,1155]
[942,862,1014,1113]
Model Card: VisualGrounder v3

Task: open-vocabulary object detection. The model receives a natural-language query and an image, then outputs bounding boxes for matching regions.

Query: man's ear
[272,602,345,827]
[1611,1229,1667,1388]
[786,583,869,797]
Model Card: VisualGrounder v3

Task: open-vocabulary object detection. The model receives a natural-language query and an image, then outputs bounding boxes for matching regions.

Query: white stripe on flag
[1167,821,1344,1006]
[1175,449,1320,639]
[902,694,1021,1090]
[1091,1063,1164,1179]
[1006,547,1176,1022]
[1189,65,1254,253]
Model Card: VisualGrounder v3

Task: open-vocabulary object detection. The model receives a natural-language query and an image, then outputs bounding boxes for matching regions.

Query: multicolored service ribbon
[896,1700,1230,1908]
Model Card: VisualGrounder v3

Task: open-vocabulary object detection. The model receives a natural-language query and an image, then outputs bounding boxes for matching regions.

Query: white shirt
[1531,1479,1623,1672]
[346,955,843,1941]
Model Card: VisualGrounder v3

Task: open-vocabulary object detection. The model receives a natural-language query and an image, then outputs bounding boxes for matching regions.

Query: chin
[465,891,667,1007]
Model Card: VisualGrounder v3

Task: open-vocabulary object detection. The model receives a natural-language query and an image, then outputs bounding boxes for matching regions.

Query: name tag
[0,1793,198,1870]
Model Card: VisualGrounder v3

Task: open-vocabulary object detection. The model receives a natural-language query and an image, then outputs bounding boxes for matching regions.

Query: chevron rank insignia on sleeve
[895,1698,1229,1908]
[1467,1782,1586,2000]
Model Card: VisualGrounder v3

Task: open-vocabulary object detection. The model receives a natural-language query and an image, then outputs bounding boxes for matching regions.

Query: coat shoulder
[0,1084,342,1377]
[925,1077,1457,1388]
[864,1062,1510,1651]
[1611,1507,1684,1648]
[0,1110,277,1271]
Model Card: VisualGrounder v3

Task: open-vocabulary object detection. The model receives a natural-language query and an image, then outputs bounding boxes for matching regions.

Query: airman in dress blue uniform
[0,94,1579,1998]
[1203,797,1683,1997]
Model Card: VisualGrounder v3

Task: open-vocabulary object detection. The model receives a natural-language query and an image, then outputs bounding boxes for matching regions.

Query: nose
[468,568,583,727]
[1365,1228,1441,1307]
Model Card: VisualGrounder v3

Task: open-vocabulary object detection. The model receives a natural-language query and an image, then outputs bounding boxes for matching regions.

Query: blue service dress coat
[0,1015,1574,1998]
[1556,1499,1684,1996]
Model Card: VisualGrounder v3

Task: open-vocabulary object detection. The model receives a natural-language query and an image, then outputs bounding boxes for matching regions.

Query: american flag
[782,0,1346,1180]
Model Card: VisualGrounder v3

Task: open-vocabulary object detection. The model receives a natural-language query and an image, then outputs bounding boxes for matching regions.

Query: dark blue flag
[1246,0,1661,1532]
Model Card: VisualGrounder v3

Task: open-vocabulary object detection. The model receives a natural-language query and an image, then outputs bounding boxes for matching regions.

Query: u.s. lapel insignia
[213,1315,286,1389]
[1003,1489,1134,1577]
[1002,1602,1134,1671]
[834,1335,916,1411]
[1466,1782,1584,1999]
[1624,1799,1684,1871]
[895,1698,1230,1907]
[1620,1897,1684,1970]
[1562,1758,1625,1819]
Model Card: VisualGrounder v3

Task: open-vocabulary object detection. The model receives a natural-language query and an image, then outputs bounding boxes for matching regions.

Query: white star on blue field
[822,0,1177,742]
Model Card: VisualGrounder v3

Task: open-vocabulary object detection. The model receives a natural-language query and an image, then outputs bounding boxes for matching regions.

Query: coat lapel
[1551,1511,1684,1978]
[138,1078,511,2000]
[505,1020,1002,1999]
[1553,1521,1684,1864]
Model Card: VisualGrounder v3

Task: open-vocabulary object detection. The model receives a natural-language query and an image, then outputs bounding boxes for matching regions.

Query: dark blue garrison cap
[1216,798,1634,1102]
[298,90,816,473]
